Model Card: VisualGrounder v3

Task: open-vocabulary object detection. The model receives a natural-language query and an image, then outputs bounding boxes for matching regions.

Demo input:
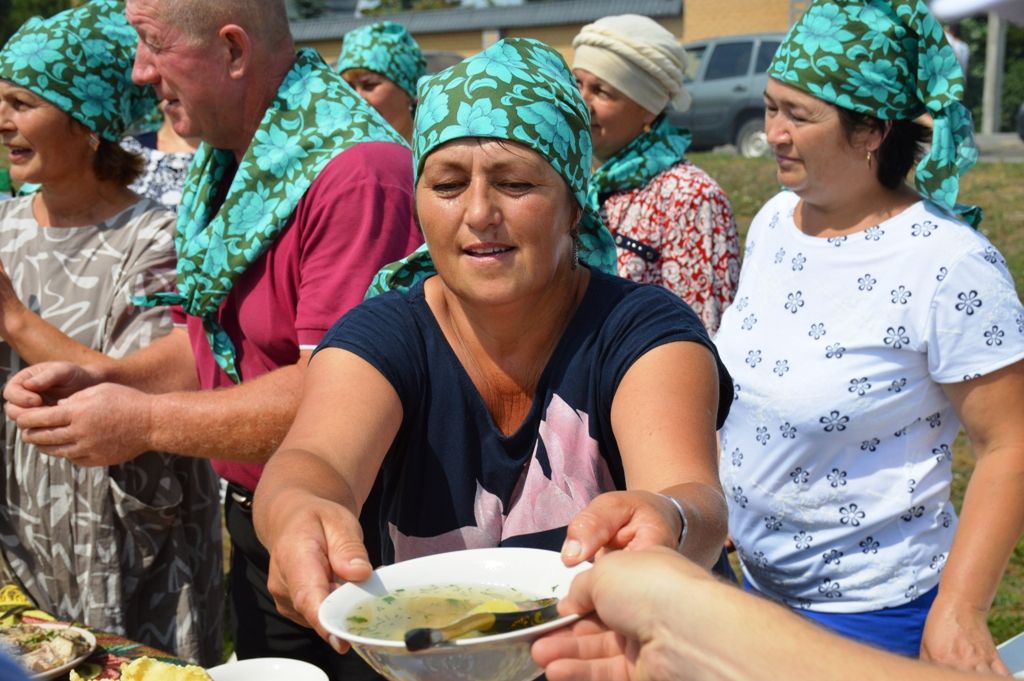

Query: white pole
[982,11,1007,134]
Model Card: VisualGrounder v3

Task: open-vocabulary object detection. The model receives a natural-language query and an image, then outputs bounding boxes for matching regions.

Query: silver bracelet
[658,493,688,552]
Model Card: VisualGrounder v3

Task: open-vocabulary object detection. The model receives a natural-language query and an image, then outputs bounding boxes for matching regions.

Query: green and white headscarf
[138,49,405,382]
[366,38,617,297]
[770,0,980,226]
[0,0,157,142]
[589,115,692,214]
[337,21,426,100]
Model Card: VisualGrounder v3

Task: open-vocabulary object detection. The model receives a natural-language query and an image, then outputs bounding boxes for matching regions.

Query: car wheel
[736,118,769,158]
[1017,103,1024,143]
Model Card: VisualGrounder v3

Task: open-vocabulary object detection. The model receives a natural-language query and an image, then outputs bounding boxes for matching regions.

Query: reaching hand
[535,549,1004,681]
[259,491,374,651]
[560,490,682,566]
[533,547,703,681]
[11,382,151,466]
[920,596,1010,675]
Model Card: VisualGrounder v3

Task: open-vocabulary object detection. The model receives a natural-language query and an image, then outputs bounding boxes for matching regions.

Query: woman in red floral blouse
[572,14,740,333]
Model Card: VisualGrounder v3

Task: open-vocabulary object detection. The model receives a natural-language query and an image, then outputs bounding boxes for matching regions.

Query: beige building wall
[302,17,684,67]
[307,30,482,64]
[301,1,812,65]
[683,0,794,42]
[412,30,488,56]
[505,16,682,64]
[310,41,342,65]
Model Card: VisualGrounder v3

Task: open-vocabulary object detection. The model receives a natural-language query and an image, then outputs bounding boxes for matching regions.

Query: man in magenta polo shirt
[3,1,420,678]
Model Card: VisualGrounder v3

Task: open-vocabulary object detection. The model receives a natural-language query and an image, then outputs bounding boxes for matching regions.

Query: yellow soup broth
[345,584,539,641]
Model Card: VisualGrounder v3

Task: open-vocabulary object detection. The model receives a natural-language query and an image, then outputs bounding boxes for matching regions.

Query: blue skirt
[746,581,938,657]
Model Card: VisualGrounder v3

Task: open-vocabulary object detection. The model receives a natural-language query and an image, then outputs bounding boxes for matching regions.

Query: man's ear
[219,24,251,80]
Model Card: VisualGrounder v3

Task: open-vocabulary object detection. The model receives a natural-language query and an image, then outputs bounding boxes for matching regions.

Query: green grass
[691,151,1024,642]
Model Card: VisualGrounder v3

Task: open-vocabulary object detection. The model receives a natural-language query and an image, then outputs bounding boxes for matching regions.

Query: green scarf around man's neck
[137,48,405,382]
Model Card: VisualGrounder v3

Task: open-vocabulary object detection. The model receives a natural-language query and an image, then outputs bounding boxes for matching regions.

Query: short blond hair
[156,0,291,47]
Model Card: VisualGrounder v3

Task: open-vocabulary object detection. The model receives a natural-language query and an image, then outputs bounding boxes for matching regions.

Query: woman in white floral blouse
[715,0,1024,674]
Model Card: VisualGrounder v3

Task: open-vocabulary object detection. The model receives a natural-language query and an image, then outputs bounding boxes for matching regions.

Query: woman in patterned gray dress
[0,1,223,666]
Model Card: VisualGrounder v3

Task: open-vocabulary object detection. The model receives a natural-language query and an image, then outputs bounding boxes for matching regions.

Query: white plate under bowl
[206,657,328,681]
[24,623,97,681]
[319,547,591,681]
[997,629,1024,677]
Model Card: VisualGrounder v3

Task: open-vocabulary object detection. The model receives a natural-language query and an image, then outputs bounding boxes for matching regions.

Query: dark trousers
[225,488,384,681]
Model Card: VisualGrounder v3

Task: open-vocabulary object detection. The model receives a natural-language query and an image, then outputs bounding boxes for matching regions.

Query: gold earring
[866,150,873,168]
[88,133,100,151]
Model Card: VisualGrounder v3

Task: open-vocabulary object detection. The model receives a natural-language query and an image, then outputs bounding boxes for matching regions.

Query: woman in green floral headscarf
[713,0,1024,672]
[0,0,223,664]
[570,14,740,334]
[337,21,425,143]
[254,38,736,646]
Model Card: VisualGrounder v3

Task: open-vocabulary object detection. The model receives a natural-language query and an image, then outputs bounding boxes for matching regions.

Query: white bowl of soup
[318,547,590,681]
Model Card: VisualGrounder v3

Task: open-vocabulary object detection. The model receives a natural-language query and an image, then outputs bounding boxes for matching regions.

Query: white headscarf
[572,14,691,115]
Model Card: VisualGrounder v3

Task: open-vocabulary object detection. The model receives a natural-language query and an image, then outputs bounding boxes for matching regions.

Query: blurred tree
[1,0,74,45]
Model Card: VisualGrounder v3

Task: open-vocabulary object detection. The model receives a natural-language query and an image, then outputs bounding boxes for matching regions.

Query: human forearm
[253,445,375,637]
[921,364,1024,670]
[538,548,988,681]
[252,348,407,636]
[254,446,361,547]
[0,300,113,367]
[144,361,304,462]
[936,445,1024,612]
[86,328,197,393]
[919,442,1024,672]
[680,575,986,681]
[661,481,728,570]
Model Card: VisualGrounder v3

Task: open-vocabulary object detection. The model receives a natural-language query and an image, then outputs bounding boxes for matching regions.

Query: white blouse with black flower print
[715,190,1024,613]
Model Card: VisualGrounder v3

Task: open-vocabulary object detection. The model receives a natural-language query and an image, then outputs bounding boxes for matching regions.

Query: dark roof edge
[292,0,681,42]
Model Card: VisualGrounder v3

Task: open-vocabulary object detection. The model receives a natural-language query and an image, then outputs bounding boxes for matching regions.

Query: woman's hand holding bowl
[260,488,373,651]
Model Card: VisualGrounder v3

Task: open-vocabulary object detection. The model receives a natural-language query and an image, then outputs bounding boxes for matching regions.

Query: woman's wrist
[658,493,688,551]
[929,588,992,618]
[0,295,28,341]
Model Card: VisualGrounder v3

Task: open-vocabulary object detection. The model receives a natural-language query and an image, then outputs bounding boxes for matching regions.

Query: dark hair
[835,107,929,189]
[93,138,145,186]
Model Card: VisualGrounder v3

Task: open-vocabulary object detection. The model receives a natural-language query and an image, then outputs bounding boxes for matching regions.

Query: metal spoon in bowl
[404,598,560,651]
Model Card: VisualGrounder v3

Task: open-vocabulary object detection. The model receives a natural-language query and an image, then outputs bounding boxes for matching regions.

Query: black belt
[612,232,660,263]
[227,481,255,512]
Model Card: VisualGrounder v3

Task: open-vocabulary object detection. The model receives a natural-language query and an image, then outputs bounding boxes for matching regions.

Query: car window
[754,41,781,73]
[703,41,754,81]
[684,45,706,83]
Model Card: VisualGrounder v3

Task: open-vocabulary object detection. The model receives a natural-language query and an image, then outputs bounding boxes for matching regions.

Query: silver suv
[669,32,785,158]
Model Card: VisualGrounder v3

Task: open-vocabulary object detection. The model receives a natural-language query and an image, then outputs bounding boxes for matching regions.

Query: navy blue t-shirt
[319,268,733,565]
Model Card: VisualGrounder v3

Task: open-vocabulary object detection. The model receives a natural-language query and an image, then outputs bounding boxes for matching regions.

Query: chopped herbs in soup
[345,584,538,640]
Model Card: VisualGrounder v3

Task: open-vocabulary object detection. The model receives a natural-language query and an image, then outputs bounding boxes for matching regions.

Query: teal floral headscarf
[137,49,404,383]
[770,0,980,226]
[0,0,157,142]
[366,38,617,297]
[589,115,692,216]
[337,21,426,100]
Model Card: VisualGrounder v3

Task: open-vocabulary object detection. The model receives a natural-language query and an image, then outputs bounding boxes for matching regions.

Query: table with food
[0,615,210,680]
[2,546,584,681]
